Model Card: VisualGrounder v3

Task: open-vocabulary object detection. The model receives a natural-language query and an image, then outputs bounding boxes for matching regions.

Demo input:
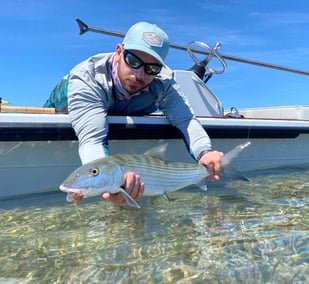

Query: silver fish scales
[60,142,251,208]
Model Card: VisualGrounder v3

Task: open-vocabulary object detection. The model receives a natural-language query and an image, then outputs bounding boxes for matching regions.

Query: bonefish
[60,142,251,208]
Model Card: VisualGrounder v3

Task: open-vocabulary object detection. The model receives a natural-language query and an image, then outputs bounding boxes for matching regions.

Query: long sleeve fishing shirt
[59,52,212,164]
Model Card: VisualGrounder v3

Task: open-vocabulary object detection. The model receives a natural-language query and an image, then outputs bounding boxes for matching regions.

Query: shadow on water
[0,167,308,283]
[0,191,67,210]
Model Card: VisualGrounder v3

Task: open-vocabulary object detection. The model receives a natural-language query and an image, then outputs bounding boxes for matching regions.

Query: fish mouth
[66,192,84,203]
[59,184,84,203]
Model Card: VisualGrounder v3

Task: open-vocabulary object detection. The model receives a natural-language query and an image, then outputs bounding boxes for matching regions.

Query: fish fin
[195,178,208,191]
[223,166,252,182]
[162,192,173,201]
[144,144,168,161]
[119,188,141,209]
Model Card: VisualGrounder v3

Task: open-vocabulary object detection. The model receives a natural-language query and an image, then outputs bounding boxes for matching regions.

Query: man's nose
[134,67,145,80]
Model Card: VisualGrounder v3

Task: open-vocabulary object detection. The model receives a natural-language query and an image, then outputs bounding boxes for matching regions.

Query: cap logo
[142,32,163,47]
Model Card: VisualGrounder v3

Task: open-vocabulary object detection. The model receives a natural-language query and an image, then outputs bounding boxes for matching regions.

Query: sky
[1,0,309,110]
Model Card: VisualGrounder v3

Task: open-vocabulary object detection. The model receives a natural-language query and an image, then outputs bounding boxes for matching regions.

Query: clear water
[0,167,308,283]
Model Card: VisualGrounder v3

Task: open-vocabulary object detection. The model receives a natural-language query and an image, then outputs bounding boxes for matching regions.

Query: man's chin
[126,86,143,94]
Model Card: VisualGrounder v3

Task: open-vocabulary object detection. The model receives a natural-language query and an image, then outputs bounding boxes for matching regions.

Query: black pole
[75,18,309,76]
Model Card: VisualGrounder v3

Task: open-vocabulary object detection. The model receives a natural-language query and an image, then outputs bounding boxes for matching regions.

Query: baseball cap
[122,22,169,65]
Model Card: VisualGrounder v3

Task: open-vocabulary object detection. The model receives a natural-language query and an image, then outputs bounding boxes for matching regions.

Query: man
[44,21,223,207]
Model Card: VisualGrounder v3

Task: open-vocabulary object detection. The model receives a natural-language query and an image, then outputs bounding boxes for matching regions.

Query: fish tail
[223,167,252,182]
[221,141,251,182]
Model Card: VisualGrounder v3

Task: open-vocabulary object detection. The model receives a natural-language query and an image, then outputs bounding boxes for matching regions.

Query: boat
[1,19,308,199]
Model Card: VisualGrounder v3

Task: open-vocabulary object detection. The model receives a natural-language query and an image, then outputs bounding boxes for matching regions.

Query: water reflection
[0,168,308,283]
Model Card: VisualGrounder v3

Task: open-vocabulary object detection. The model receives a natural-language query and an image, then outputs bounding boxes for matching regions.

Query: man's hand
[199,151,224,181]
[101,171,144,206]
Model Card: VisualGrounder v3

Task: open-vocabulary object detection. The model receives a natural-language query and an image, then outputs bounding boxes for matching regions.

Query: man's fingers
[101,171,144,207]
[124,172,142,199]
[101,192,125,206]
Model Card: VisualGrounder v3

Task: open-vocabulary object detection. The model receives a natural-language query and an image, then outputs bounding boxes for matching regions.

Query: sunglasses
[123,49,162,75]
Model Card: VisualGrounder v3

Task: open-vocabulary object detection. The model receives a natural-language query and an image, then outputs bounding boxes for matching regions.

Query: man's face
[115,44,161,94]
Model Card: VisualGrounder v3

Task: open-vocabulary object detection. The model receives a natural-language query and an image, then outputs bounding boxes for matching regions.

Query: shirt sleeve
[67,63,110,164]
[156,69,212,160]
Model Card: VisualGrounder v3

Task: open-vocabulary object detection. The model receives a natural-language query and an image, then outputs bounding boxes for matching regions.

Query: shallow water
[0,167,308,283]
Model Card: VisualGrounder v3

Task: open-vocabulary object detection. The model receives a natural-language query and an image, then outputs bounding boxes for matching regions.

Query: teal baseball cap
[122,22,169,65]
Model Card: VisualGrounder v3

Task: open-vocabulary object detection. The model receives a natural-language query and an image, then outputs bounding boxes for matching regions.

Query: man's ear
[114,44,123,62]
[115,44,123,54]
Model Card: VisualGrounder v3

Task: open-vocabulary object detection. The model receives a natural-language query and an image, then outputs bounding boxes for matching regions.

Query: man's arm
[68,72,110,164]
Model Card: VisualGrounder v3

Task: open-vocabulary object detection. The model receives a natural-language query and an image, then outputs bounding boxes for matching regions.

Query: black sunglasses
[123,50,162,75]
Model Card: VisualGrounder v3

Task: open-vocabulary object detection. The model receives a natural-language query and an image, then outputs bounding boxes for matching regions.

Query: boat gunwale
[0,113,309,141]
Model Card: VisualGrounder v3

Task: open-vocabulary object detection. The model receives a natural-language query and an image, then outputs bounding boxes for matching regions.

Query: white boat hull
[1,116,308,198]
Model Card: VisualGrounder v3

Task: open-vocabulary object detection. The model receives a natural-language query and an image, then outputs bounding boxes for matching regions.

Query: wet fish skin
[60,146,207,208]
[59,142,251,208]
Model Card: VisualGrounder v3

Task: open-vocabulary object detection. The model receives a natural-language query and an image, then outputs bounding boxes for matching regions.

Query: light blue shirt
[67,52,212,164]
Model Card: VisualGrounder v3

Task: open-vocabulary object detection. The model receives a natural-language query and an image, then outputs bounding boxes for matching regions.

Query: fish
[59,141,251,208]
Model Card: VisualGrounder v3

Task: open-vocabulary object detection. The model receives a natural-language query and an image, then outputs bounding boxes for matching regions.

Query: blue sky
[1,0,309,110]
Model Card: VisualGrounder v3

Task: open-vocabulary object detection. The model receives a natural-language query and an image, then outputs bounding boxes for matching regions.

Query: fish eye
[89,167,100,176]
